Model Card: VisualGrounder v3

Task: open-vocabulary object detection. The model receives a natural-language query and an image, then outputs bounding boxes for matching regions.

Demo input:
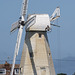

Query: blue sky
[0,0,75,63]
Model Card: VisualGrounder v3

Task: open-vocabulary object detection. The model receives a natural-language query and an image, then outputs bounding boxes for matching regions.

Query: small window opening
[49,53,50,56]
[30,52,33,58]
[39,34,42,38]
[40,67,46,70]
[14,68,19,74]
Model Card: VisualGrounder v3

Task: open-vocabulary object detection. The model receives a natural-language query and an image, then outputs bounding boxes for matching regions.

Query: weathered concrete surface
[19,32,55,75]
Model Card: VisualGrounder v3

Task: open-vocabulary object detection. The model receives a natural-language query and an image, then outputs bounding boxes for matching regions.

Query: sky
[0,0,75,74]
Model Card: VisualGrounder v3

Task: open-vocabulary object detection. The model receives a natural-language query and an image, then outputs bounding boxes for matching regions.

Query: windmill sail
[11,0,28,32]
[10,0,29,75]
[50,7,60,21]
[11,21,19,32]
[21,0,28,17]
[10,25,23,75]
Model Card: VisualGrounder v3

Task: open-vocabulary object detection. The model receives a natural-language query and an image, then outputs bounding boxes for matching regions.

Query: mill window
[14,68,19,74]
[30,52,33,58]
[39,34,42,38]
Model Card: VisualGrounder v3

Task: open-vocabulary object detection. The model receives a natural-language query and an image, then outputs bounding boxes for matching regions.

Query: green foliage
[72,72,75,75]
[57,73,67,75]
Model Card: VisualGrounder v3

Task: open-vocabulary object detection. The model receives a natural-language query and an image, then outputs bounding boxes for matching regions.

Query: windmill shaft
[51,23,60,27]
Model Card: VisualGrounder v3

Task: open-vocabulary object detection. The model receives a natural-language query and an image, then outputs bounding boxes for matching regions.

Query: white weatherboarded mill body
[10,0,60,75]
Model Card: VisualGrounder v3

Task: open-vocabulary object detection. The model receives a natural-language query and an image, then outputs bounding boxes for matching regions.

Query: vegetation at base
[72,72,75,75]
[57,73,67,75]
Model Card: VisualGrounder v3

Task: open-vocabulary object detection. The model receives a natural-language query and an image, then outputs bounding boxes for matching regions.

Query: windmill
[10,0,60,75]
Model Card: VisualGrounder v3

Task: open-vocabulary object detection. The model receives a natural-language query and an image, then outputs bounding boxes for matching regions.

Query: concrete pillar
[19,31,55,75]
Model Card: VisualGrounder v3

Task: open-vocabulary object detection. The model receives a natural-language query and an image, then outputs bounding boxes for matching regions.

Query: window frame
[0,68,6,74]
[14,68,19,74]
